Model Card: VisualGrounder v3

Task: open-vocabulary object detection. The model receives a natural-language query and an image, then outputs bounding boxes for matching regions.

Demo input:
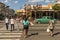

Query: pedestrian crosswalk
[0,31,23,40]
[0,39,20,40]
[0,21,23,40]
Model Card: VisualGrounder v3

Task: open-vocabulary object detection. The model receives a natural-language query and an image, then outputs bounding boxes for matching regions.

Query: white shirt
[11,19,14,24]
[49,20,54,27]
[5,18,8,23]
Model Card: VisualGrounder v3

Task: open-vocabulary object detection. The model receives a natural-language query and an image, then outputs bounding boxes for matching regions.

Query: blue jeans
[11,24,14,31]
[6,23,9,30]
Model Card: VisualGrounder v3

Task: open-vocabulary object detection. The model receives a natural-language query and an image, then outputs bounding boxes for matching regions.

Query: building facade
[0,2,15,17]
[17,2,60,20]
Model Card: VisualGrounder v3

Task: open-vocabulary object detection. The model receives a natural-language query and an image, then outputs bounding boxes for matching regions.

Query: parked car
[35,16,57,24]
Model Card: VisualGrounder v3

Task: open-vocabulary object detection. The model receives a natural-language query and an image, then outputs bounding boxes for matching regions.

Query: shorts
[49,29,53,31]
[23,25,29,30]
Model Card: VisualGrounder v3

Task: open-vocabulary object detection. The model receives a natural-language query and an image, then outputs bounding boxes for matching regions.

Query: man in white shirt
[10,17,15,31]
[5,17,9,30]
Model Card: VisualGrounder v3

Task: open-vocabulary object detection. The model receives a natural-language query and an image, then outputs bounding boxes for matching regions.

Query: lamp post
[35,10,36,19]
[0,8,1,14]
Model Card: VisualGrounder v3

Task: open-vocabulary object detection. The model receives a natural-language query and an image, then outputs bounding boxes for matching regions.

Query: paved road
[0,21,60,40]
[0,31,22,40]
[20,24,60,40]
[21,30,60,40]
[0,21,23,40]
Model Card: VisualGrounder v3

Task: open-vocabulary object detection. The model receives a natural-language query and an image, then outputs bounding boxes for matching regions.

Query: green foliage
[52,4,60,10]
[27,12,31,17]
[0,14,4,20]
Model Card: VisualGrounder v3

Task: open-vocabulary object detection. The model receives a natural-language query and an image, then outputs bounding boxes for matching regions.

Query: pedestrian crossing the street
[0,21,23,40]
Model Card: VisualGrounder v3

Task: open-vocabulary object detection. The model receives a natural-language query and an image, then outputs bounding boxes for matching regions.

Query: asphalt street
[20,23,60,40]
[21,29,60,40]
[0,21,60,40]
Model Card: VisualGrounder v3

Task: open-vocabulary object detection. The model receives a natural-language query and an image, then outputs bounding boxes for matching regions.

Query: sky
[0,0,55,10]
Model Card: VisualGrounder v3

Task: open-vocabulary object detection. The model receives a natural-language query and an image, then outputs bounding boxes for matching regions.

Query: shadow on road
[53,32,60,36]
[28,32,38,38]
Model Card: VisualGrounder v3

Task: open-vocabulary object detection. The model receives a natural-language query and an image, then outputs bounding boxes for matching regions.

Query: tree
[27,12,31,17]
[52,4,60,10]
[0,13,4,20]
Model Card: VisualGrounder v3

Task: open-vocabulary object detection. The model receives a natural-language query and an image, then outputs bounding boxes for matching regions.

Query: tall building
[0,2,15,16]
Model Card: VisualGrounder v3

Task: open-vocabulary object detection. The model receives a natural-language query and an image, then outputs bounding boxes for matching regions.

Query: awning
[16,10,23,13]
[31,9,55,11]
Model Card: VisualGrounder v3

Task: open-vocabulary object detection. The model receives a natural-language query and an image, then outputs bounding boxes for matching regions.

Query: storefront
[31,10,60,20]
[17,9,60,20]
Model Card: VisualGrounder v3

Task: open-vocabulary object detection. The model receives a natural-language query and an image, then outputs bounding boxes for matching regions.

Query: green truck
[35,16,57,24]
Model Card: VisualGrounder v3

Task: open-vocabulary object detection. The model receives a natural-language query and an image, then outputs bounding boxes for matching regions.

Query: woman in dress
[48,16,55,37]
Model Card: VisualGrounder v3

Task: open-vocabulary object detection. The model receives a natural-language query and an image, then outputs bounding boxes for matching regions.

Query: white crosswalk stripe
[0,39,20,40]
[0,31,23,40]
[0,21,23,40]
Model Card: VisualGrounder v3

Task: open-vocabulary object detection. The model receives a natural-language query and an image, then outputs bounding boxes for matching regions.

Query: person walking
[16,16,20,31]
[48,16,55,37]
[5,17,9,30]
[22,18,29,38]
[10,17,15,31]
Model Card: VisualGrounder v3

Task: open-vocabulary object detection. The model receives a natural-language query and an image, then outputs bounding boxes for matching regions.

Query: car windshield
[42,16,46,18]
[42,16,47,19]
[42,16,50,19]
